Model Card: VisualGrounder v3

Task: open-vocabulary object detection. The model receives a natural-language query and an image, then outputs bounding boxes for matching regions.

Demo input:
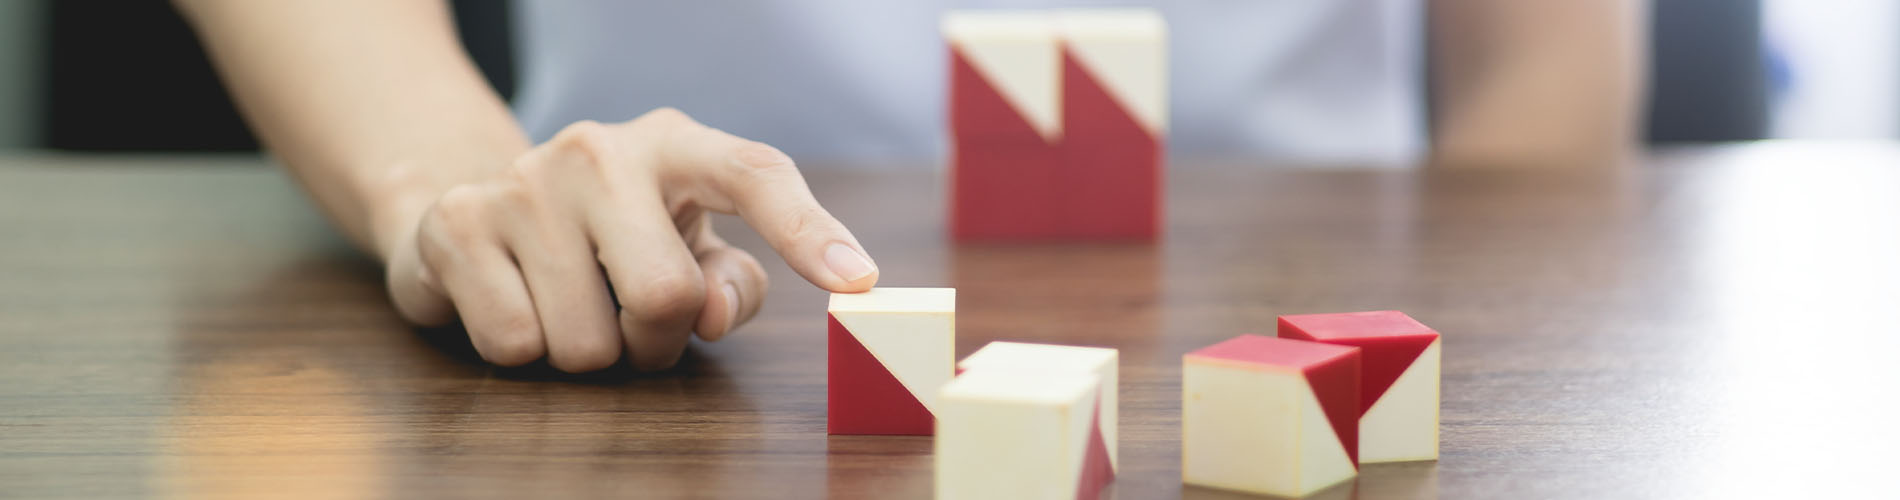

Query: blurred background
[0,0,1893,153]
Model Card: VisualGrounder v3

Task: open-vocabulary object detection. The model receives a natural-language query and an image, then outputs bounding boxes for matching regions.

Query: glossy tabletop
[3,144,1898,499]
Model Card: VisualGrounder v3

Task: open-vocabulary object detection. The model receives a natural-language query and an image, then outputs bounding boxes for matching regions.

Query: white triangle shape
[1360,339,1441,462]
[1056,9,1168,136]
[943,11,1063,142]
[832,311,955,416]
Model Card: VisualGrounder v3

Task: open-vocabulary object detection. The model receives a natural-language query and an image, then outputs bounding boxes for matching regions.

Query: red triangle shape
[1343,335,1435,416]
[1280,315,1438,416]
[827,313,934,435]
[1075,391,1115,499]
[1058,44,1161,240]
[1302,351,1361,468]
[950,45,1051,142]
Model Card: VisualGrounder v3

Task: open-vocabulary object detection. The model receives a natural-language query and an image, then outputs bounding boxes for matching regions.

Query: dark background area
[41,0,515,152]
[37,0,1762,152]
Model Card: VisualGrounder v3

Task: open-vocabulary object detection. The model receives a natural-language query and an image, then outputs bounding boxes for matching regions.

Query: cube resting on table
[1279,310,1441,463]
[827,288,956,435]
[1183,335,1361,497]
[936,368,1113,500]
[955,341,1120,469]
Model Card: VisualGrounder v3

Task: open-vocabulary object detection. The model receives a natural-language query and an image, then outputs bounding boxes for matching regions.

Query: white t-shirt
[513,0,1423,166]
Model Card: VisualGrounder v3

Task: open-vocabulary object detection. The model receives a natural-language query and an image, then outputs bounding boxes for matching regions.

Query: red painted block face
[1278,311,1440,415]
[947,36,1163,242]
[1057,44,1161,241]
[827,314,935,435]
[1188,334,1363,467]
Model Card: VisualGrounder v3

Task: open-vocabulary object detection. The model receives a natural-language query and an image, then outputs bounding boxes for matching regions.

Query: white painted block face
[1054,8,1168,136]
[942,10,1063,142]
[828,288,956,415]
[936,369,1098,500]
[1360,339,1441,462]
[1183,359,1355,497]
[956,342,1120,467]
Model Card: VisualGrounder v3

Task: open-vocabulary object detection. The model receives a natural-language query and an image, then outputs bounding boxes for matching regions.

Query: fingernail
[721,281,741,328]
[823,242,877,282]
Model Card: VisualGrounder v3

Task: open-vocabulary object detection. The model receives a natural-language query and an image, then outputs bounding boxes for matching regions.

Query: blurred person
[173,0,1645,373]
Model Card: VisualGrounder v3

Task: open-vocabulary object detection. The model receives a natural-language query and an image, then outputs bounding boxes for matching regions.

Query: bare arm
[174,0,527,259]
[176,1,878,373]
[1429,0,1648,167]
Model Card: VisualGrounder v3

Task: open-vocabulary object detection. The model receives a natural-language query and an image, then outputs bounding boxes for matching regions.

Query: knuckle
[548,120,619,173]
[729,141,796,172]
[638,107,693,128]
[741,253,770,291]
[477,323,545,367]
[420,186,492,248]
[779,205,839,242]
[625,272,707,324]
[549,340,622,373]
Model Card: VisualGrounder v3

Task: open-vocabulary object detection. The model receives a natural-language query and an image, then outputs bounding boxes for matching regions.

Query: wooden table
[4,144,1899,499]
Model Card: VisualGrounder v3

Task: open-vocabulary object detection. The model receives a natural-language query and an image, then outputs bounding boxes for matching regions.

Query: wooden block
[944,11,1062,241]
[827,288,955,435]
[936,368,1111,500]
[1055,9,1165,240]
[1183,335,1360,497]
[943,9,1165,242]
[1279,311,1441,463]
[956,341,1120,469]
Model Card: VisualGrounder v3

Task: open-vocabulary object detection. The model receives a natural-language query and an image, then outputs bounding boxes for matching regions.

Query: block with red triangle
[935,365,1113,500]
[943,9,1166,242]
[1183,335,1361,497]
[827,288,956,435]
[956,341,1120,474]
[1279,311,1442,463]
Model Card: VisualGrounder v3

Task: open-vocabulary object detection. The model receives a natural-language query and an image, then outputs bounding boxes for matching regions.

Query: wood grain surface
[4,144,1899,499]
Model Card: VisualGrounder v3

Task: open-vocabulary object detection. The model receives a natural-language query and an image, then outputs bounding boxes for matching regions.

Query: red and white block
[956,341,1119,470]
[827,288,956,435]
[944,9,1166,241]
[1182,335,1361,497]
[1279,310,1441,463]
[936,368,1112,500]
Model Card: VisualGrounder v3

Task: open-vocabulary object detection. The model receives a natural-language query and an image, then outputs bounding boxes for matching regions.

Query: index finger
[632,109,879,293]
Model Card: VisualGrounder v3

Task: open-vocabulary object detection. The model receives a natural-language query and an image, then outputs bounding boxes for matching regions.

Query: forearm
[1429,0,1648,167]
[176,0,530,258]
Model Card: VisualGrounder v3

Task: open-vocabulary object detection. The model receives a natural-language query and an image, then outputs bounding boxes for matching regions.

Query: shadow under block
[956,341,1120,470]
[827,288,956,435]
[1183,335,1361,497]
[936,368,1112,500]
[944,9,1165,242]
[1279,311,1441,463]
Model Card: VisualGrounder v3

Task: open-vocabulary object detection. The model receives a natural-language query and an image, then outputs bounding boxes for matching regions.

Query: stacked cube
[944,9,1166,241]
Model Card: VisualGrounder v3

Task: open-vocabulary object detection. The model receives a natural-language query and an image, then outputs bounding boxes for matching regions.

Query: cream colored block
[1361,339,1440,462]
[1183,358,1355,497]
[1054,8,1168,136]
[956,342,1120,467]
[936,369,1099,500]
[942,10,1063,141]
[828,288,956,415]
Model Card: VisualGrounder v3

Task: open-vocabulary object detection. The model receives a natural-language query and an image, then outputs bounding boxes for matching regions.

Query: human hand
[380,108,879,372]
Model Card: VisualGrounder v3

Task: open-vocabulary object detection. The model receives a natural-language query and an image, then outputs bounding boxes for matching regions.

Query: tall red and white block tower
[944,9,1166,241]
